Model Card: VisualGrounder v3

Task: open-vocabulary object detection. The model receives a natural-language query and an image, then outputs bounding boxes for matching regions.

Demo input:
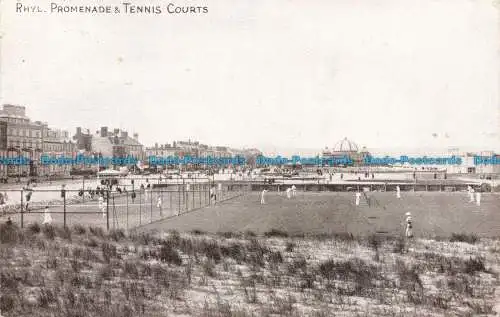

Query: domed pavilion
[322,137,370,166]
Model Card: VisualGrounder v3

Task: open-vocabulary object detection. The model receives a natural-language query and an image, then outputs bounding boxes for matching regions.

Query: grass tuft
[42,224,56,240]
[159,244,183,266]
[450,233,479,244]
[72,224,86,235]
[264,229,289,238]
[0,222,20,244]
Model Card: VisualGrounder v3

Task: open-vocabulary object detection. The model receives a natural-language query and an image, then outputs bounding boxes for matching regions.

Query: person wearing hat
[405,212,413,239]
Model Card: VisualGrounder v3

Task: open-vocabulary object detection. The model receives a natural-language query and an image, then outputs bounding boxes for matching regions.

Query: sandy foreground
[1,223,500,317]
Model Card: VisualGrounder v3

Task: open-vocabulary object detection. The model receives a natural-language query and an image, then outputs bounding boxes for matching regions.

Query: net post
[106,190,110,231]
[63,190,66,228]
[20,189,24,229]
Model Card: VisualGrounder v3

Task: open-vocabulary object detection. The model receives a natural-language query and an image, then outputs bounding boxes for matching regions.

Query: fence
[0,180,250,231]
[251,180,492,193]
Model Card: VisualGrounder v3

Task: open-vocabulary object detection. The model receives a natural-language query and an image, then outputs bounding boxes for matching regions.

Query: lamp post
[96,152,100,180]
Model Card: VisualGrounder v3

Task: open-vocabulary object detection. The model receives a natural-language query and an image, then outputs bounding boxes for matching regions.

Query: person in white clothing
[98,195,105,218]
[157,196,163,215]
[355,192,361,206]
[469,187,475,203]
[396,185,401,199]
[210,186,217,205]
[286,187,292,199]
[291,185,297,197]
[260,189,268,204]
[42,206,52,225]
[475,191,481,206]
[404,212,413,239]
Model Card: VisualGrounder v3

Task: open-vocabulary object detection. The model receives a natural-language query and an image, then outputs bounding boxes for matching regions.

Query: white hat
[405,212,411,216]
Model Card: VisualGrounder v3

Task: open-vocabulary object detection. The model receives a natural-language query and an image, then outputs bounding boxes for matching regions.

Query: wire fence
[0,180,251,231]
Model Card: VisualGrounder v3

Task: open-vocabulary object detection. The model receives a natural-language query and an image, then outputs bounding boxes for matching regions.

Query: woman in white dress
[405,212,413,239]
[42,206,52,225]
[98,195,105,218]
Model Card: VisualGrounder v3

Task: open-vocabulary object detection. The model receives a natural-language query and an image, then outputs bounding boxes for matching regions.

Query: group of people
[467,185,481,206]
[354,186,413,239]
[260,185,297,204]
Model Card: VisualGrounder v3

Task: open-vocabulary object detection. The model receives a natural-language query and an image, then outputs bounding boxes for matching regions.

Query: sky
[1,0,499,155]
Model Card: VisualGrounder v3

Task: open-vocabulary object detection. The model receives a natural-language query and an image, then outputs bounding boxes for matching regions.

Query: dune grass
[1,222,499,316]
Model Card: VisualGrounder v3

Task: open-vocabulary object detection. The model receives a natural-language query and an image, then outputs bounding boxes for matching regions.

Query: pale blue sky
[1,0,499,154]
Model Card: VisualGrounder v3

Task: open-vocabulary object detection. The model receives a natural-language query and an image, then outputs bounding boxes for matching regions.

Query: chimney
[121,131,128,138]
[114,128,119,136]
[133,133,138,140]
[76,127,82,136]
[100,126,108,137]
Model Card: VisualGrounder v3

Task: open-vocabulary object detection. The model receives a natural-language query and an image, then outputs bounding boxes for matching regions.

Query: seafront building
[0,104,77,179]
[441,149,500,175]
[0,104,147,179]
[322,137,371,166]
[40,125,76,177]
[90,127,143,160]
[320,138,499,175]
[144,140,262,169]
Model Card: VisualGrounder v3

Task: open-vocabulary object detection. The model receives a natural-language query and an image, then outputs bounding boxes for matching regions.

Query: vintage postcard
[0,0,499,316]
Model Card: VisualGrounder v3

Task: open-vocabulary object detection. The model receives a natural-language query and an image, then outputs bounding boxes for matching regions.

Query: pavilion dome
[332,137,359,152]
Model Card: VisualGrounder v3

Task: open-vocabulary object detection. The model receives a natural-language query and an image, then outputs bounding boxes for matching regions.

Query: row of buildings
[0,104,76,178]
[0,104,497,178]
[144,141,262,162]
[0,104,262,178]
